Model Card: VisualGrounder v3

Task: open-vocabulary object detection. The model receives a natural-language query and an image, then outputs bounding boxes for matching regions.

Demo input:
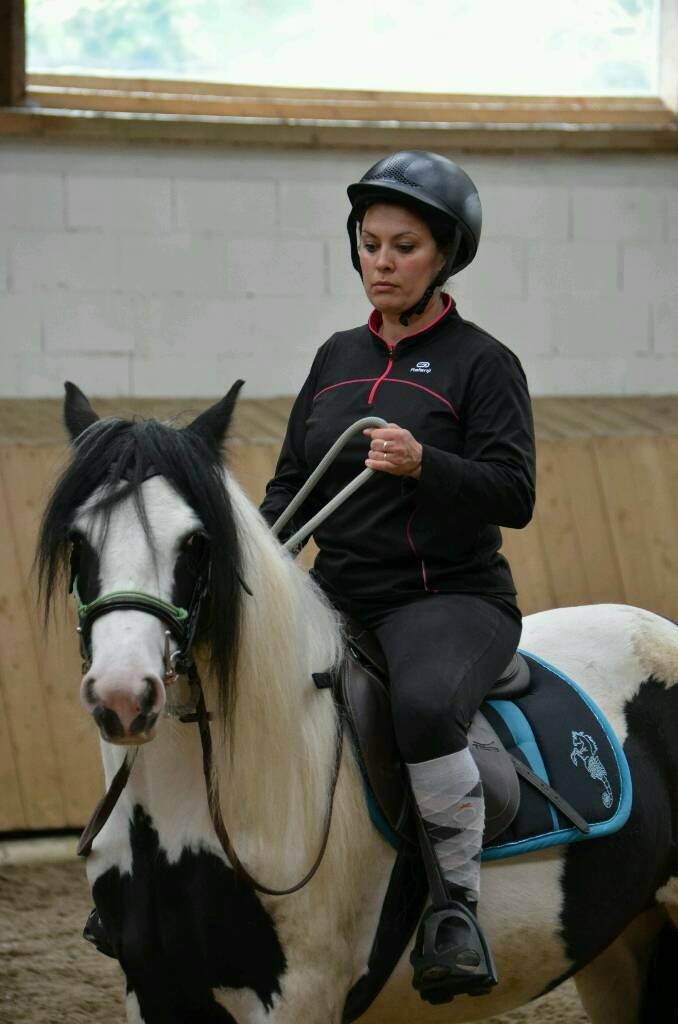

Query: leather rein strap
[75,591,344,898]
[190,669,345,897]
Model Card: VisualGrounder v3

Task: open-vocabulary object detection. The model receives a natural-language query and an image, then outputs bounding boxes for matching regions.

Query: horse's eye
[181,532,209,561]
[68,532,84,593]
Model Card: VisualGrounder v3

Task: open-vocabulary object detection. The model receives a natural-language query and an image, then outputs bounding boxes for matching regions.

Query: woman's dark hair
[355,196,455,256]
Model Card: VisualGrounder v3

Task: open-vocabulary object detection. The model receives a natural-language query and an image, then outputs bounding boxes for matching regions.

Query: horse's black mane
[36,414,244,720]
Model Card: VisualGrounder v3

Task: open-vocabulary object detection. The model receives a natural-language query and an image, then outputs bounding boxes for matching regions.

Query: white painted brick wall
[175,178,277,236]
[668,189,678,241]
[0,143,676,399]
[572,187,664,241]
[11,231,118,291]
[66,175,172,232]
[0,293,42,352]
[43,293,139,353]
[0,173,65,229]
[654,300,678,353]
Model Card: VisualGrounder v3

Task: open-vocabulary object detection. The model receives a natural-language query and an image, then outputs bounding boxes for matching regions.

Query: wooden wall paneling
[625,436,678,618]
[228,444,318,571]
[658,436,678,615]
[0,447,66,827]
[531,439,591,608]
[606,397,678,435]
[536,399,596,438]
[500,521,551,616]
[1,444,90,821]
[229,444,279,505]
[592,437,661,614]
[7,444,103,824]
[0,0,25,107]
[0,665,27,830]
[557,439,625,605]
[2,444,102,825]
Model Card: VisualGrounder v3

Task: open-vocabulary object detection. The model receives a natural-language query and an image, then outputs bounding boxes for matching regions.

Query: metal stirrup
[271,416,388,552]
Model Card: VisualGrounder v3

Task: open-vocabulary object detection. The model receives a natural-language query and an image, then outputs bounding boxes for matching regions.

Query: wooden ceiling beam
[0,0,25,106]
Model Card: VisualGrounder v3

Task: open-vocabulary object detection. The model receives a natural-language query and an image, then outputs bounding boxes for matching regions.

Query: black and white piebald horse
[37,382,678,1024]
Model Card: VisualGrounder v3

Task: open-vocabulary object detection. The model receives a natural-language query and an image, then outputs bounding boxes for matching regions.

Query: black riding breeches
[354,593,522,764]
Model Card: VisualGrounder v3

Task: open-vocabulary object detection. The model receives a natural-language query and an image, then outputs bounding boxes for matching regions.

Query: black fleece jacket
[260,296,536,610]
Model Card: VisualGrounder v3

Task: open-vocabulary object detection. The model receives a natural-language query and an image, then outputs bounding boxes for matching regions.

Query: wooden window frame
[1,0,676,151]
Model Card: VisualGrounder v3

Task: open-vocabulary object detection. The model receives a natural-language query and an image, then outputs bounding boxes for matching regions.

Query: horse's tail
[638,919,678,1022]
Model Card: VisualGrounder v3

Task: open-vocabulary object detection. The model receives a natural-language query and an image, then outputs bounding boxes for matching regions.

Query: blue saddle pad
[480,649,632,860]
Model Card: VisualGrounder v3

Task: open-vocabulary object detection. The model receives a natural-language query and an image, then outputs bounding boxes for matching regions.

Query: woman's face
[358,203,445,317]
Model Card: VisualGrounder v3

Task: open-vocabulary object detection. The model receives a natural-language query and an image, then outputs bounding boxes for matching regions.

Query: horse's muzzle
[83,674,164,744]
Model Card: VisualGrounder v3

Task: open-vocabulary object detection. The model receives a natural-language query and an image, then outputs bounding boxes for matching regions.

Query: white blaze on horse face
[75,477,203,745]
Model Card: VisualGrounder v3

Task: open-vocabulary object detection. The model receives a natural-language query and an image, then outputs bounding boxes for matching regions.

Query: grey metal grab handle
[270,416,388,552]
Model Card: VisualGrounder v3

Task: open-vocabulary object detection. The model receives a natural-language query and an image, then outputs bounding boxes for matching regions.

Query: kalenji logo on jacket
[411,361,431,374]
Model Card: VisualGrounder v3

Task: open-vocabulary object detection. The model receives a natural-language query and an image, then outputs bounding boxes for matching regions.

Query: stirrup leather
[410,900,498,1003]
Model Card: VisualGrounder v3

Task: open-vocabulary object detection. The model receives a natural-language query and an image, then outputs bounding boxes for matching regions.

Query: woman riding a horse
[259,149,537,1003]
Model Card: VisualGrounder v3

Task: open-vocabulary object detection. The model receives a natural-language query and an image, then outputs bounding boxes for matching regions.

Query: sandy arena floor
[0,859,589,1024]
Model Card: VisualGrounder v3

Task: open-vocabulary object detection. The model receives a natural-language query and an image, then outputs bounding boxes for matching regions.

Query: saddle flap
[340,657,414,842]
[468,711,521,843]
[341,654,522,848]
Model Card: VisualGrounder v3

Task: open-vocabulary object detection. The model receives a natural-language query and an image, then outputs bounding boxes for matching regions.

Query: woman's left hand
[363,424,423,479]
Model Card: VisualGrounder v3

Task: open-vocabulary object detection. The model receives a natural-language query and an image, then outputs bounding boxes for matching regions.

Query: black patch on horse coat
[558,678,678,973]
[639,922,678,1022]
[92,805,286,1024]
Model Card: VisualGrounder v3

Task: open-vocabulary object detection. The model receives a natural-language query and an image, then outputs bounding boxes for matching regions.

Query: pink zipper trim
[314,377,378,401]
[314,376,458,419]
[367,353,393,405]
[382,378,459,419]
[368,293,452,343]
[406,510,436,592]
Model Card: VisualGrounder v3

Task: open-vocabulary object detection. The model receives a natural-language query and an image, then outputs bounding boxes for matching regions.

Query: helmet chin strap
[399,226,462,327]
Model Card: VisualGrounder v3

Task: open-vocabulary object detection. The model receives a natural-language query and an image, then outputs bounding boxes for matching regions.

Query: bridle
[72,568,344,898]
[72,417,384,896]
[73,574,203,683]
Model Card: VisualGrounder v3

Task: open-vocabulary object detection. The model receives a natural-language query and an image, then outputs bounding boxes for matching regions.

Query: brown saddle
[337,618,532,847]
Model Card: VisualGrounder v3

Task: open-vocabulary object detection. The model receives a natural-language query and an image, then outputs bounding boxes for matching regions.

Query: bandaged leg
[407,747,483,903]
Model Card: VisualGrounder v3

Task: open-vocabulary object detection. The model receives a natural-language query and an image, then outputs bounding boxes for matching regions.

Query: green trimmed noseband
[72,575,192,678]
[73,576,189,631]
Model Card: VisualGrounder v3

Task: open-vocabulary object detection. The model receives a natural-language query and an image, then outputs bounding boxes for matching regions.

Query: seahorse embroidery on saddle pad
[479,650,632,860]
[358,649,633,861]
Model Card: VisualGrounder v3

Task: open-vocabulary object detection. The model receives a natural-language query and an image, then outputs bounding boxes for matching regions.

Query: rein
[73,575,344,897]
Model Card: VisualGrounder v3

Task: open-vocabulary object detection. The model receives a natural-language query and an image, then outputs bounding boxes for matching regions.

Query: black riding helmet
[347,150,482,325]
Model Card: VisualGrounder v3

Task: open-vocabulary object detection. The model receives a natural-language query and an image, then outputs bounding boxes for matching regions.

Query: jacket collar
[368,294,456,355]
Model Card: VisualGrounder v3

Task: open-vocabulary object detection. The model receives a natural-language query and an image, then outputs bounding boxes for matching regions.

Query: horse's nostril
[140,676,160,714]
[93,705,124,739]
[82,676,97,707]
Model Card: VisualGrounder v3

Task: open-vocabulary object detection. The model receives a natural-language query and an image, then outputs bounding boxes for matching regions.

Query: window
[27,0,661,97]
[2,0,674,149]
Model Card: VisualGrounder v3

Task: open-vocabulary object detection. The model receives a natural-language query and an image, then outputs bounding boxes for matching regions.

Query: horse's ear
[184,380,244,454]
[64,381,100,442]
